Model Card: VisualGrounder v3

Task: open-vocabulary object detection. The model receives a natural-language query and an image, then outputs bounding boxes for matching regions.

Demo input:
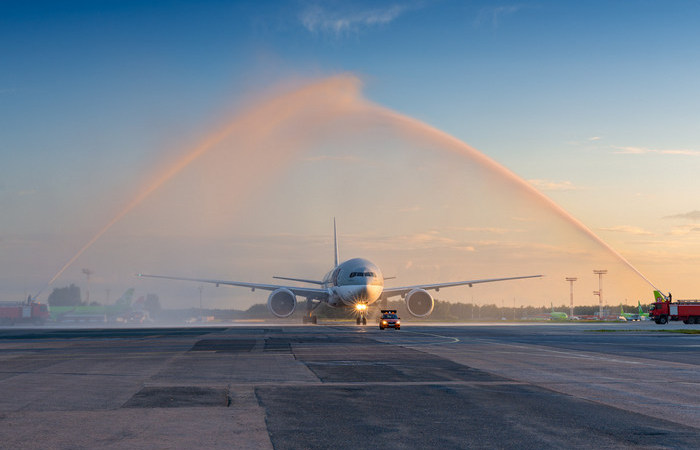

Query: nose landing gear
[354,303,368,325]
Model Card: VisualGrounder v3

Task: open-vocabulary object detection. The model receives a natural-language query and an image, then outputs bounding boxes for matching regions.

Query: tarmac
[1,321,699,449]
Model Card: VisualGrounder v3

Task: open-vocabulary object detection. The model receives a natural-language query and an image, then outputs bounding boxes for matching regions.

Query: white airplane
[138,221,542,324]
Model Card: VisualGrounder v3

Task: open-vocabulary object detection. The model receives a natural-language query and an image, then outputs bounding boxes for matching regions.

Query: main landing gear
[356,315,367,325]
[303,298,320,324]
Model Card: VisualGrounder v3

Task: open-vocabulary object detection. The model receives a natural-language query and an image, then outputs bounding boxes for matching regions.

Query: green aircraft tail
[653,290,668,302]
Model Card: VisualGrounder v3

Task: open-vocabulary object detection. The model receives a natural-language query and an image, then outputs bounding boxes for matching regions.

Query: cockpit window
[349,271,375,278]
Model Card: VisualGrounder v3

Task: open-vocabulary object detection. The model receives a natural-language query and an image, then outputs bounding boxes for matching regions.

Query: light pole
[566,277,577,318]
[593,270,607,318]
[82,268,93,304]
[198,286,203,321]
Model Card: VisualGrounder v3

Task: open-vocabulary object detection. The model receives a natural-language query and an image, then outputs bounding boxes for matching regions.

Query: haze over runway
[2,1,700,309]
[0,322,698,448]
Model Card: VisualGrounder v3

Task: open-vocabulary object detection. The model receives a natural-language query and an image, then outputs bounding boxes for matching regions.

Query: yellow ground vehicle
[379,310,400,330]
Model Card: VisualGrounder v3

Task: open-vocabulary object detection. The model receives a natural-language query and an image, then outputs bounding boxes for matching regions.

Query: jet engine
[405,289,434,317]
[267,288,297,318]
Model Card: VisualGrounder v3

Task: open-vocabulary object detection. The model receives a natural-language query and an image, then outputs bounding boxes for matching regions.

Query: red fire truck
[649,291,700,325]
[0,301,50,325]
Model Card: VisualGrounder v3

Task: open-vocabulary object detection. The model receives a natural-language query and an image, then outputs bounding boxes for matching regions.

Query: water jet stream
[35,74,662,299]
[365,103,663,293]
[34,76,364,299]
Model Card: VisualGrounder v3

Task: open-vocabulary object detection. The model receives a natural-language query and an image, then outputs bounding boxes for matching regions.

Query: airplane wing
[381,275,542,298]
[137,274,329,299]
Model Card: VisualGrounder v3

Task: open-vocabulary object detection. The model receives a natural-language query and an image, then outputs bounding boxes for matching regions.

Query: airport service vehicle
[379,310,400,330]
[0,301,50,325]
[650,291,700,324]
[139,220,541,325]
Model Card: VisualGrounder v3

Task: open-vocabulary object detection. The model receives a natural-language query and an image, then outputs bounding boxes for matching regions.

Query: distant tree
[48,284,82,306]
[144,294,162,318]
[244,303,269,318]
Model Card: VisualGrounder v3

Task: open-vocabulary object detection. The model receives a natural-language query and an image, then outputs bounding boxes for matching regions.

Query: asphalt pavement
[0,322,698,449]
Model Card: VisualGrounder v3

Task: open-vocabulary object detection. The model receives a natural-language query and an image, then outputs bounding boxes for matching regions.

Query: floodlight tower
[593,269,607,317]
[82,268,93,304]
[566,277,577,318]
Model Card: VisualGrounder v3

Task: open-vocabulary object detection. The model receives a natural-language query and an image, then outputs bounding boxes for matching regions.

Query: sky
[1,0,699,310]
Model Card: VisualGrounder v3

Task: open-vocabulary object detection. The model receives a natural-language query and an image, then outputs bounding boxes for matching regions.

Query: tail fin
[333,218,339,267]
[115,288,135,307]
[653,290,667,302]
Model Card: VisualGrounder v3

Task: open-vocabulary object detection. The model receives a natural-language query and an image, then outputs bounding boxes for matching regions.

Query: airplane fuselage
[322,258,384,308]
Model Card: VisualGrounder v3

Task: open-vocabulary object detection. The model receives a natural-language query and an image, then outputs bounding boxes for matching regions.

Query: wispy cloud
[475,4,530,27]
[299,2,413,35]
[668,224,700,236]
[613,146,700,156]
[450,226,523,235]
[599,225,653,236]
[664,210,700,221]
[528,179,578,191]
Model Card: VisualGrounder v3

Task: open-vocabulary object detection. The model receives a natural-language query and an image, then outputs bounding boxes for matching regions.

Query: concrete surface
[0,322,698,449]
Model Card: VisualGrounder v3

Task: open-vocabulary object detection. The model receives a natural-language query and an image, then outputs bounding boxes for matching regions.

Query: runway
[1,323,698,449]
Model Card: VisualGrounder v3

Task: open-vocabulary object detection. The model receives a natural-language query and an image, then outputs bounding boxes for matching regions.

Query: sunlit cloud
[450,226,523,235]
[299,2,413,35]
[668,224,700,236]
[528,179,578,191]
[599,225,653,236]
[613,146,700,156]
[588,136,602,141]
[664,210,700,221]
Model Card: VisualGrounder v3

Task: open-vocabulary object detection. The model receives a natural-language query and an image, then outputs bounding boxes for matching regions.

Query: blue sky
[2,1,699,307]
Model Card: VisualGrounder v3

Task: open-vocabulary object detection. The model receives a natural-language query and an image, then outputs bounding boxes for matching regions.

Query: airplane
[618,301,649,321]
[138,220,542,324]
[549,303,568,320]
[49,288,135,323]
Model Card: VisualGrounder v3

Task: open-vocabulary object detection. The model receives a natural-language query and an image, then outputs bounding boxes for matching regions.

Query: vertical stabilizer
[653,290,668,302]
[333,218,339,267]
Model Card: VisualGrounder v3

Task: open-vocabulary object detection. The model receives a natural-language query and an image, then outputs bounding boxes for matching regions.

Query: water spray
[366,103,665,294]
[34,74,663,300]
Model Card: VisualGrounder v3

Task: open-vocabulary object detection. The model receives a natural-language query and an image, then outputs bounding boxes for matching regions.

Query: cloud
[664,210,700,221]
[475,4,529,27]
[528,179,578,191]
[299,2,412,35]
[599,225,653,236]
[450,226,523,235]
[613,146,700,156]
[668,224,700,236]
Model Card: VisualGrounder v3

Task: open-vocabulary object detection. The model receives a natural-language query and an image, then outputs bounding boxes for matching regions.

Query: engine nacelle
[405,289,434,317]
[267,288,297,318]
